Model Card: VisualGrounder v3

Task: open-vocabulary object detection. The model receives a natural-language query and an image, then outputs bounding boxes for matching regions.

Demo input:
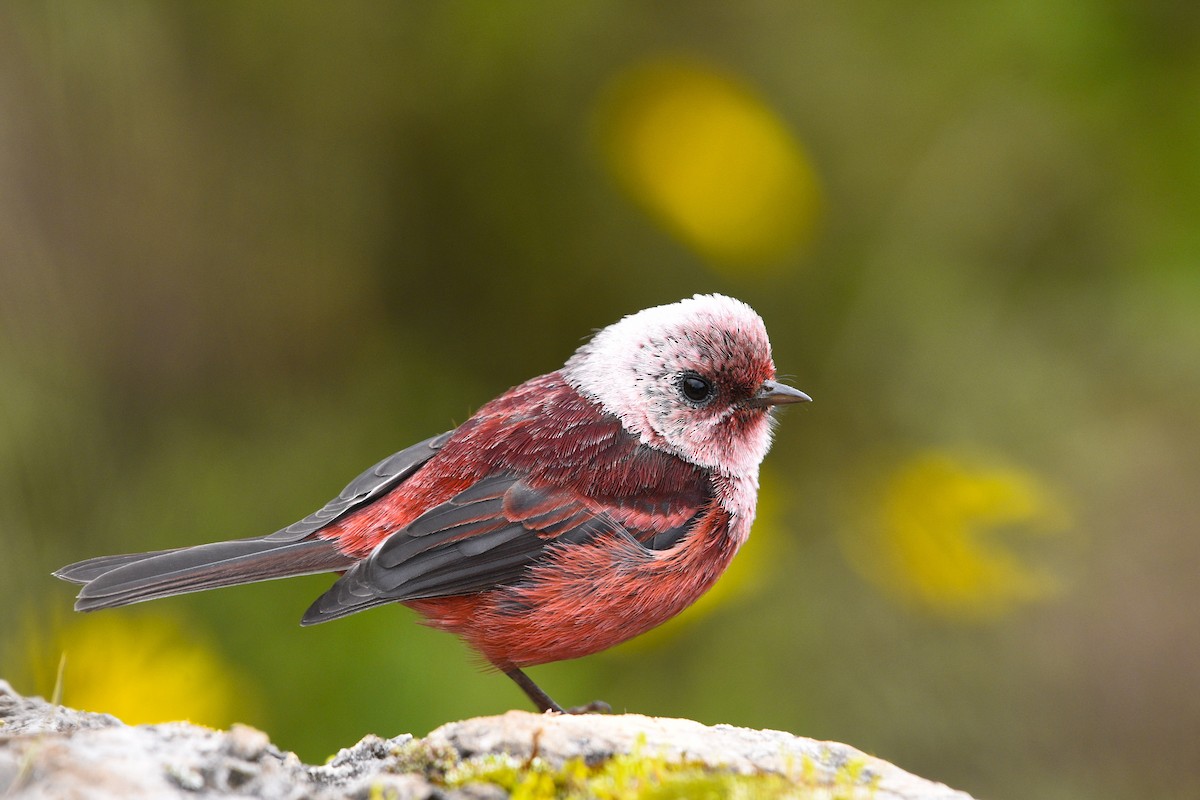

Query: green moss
[386,737,461,778]
[442,746,881,800]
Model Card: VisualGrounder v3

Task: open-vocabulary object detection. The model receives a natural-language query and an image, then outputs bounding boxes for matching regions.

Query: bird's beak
[750,380,812,408]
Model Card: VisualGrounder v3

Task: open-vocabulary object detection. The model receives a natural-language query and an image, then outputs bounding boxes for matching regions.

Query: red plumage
[375,374,728,669]
[56,294,809,712]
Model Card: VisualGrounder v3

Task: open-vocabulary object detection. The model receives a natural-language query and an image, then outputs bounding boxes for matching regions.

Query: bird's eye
[678,373,715,405]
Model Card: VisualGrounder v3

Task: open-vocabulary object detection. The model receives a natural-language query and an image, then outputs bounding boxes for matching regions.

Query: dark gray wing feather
[264,431,453,541]
[300,478,635,624]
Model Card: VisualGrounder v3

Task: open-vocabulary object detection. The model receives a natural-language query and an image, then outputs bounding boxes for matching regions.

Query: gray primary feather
[263,431,453,541]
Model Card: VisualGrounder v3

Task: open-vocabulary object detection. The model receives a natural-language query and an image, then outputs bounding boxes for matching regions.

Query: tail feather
[54,549,186,584]
[59,537,356,612]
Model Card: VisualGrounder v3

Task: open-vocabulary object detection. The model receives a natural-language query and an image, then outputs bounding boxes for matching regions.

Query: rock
[0,680,975,799]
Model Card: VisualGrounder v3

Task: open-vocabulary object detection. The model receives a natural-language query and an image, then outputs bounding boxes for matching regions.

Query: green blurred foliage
[1,3,1198,799]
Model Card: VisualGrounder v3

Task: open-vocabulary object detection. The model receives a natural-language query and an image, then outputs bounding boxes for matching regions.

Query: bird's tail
[55,537,356,612]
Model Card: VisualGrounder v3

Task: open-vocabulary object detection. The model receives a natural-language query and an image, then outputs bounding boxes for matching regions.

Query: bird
[55,294,810,714]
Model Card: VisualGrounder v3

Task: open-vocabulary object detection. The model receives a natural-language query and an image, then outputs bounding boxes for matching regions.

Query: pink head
[562,294,808,477]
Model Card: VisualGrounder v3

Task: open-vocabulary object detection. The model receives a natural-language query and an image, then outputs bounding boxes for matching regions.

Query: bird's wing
[263,430,454,541]
[55,432,453,609]
[301,474,704,624]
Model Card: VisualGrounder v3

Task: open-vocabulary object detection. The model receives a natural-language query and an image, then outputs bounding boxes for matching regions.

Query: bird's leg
[504,668,611,715]
[505,668,562,713]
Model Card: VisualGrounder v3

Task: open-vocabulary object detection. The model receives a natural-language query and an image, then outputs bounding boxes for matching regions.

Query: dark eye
[679,373,715,405]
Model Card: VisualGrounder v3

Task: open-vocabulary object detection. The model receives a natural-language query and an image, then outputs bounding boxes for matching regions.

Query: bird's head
[563,294,809,476]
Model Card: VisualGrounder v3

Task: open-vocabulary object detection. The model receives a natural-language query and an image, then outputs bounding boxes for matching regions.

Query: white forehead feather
[562,294,771,444]
[568,294,766,370]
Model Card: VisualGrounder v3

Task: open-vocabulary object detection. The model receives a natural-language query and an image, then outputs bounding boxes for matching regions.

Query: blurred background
[1,3,1197,798]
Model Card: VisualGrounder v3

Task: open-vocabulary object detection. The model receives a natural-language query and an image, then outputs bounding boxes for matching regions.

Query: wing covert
[301,475,678,624]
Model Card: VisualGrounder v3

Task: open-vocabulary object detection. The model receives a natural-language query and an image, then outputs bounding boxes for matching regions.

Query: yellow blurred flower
[24,612,251,727]
[843,451,1072,621]
[597,58,821,269]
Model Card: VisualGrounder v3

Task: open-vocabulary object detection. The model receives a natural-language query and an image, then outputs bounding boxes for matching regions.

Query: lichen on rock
[0,680,974,799]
